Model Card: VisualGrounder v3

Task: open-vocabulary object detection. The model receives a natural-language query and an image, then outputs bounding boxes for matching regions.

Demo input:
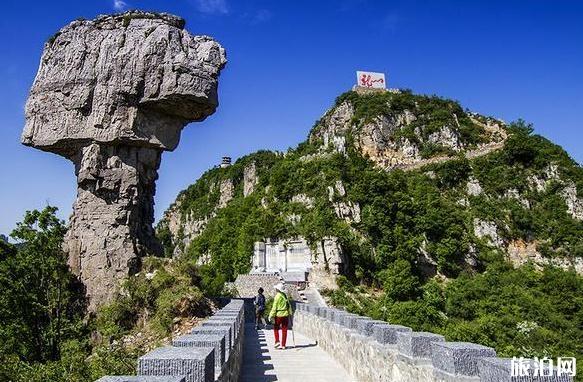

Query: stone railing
[96,299,245,382]
[294,304,574,382]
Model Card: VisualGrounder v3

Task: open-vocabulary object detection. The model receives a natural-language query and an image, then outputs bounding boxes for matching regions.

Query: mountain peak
[309,90,506,170]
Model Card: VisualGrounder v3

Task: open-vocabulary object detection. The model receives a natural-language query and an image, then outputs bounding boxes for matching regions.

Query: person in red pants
[268,283,293,349]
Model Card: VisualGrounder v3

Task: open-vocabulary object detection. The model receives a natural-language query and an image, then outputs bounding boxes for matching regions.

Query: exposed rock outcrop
[507,239,583,275]
[504,188,530,209]
[309,98,507,171]
[318,102,354,155]
[427,126,461,151]
[22,11,226,310]
[527,163,560,192]
[327,180,347,201]
[355,114,422,168]
[473,218,504,248]
[333,202,361,223]
[466,177,483,196]
[243,162,258,197]
[311,237,346,289]
[561,182,583,221]
[162,175,236,258]
[326,180,361,223]
[291,193,315,208]
[218,179,234,208]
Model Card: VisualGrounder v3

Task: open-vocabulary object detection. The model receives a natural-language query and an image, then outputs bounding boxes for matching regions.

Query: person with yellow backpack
[268,282,293,350]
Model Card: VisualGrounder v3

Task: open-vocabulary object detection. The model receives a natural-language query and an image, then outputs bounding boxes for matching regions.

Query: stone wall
[96,299,245,382]
[230,273,282,299]
[230,273,302,302]
[294,304,574,382]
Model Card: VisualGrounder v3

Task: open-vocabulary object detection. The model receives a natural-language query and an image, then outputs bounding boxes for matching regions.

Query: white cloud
[195,0,228,15]
[113,0,127,11]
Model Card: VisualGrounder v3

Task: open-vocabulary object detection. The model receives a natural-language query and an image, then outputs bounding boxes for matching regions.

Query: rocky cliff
[157,151,275,258]
[158,89,583,287]
[308,90,506,169]
[22,11,226,310]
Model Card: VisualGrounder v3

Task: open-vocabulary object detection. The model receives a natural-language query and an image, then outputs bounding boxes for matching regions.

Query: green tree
[379,259,420,301]
[0,207,86,363]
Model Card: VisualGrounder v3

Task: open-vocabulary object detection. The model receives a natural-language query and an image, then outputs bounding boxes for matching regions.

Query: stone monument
[22,11,226,310]
[252,237,345,289]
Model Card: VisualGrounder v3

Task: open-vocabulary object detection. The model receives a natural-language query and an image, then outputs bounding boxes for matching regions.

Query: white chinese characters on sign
[511,356,576,377]
[356,71,386,89]
[557,357,577,376]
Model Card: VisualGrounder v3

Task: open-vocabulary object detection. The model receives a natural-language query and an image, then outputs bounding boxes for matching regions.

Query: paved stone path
[239,324,354,382]
[301,287,327,306]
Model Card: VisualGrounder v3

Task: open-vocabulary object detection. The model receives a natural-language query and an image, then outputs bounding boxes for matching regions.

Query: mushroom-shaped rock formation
[22,11,226,310]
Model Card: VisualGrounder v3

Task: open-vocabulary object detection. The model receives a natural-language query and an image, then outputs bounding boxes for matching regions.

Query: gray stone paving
[239,324,354,382]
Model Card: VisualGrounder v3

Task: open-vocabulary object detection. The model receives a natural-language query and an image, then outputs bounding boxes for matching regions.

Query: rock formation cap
[22,11,227,158]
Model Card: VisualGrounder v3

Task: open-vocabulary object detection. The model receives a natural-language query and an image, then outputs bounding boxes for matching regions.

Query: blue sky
[1,0,582,236]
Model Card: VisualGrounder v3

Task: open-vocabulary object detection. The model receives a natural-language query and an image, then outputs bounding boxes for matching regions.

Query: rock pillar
[22,11,226,309]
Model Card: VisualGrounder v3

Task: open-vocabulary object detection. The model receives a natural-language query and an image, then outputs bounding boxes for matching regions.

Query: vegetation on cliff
[160,91,582,282]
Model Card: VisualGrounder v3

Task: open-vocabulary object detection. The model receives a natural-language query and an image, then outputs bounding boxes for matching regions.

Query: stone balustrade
[96,299,245,382]
[293,303,574,382]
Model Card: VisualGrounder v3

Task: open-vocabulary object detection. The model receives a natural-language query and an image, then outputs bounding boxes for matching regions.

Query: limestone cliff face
[243,162,258,197]
[311,237,346,289]
[507,239,583,274]
[22,11,226,310]
[217,179,234,208]
[160,177,234,257]
[157,156,273,258]
[309,95,506,170]
[561,182,583,221]
[158,197,211,258]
